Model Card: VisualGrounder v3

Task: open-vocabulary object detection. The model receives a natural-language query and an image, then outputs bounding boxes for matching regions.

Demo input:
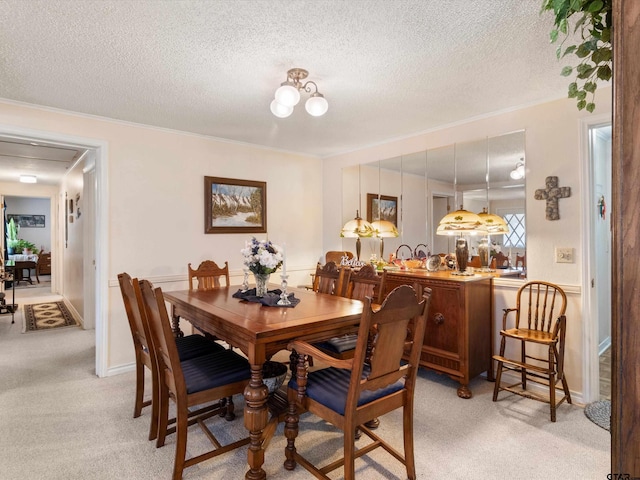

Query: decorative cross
[534,176,571,220]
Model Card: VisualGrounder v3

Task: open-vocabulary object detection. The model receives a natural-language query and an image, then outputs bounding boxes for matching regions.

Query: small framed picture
[204,176,267,234]
[366,193,398,227]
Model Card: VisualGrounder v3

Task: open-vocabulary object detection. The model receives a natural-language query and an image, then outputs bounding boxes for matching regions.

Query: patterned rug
[584,400,611,431]
[22,301,80,333]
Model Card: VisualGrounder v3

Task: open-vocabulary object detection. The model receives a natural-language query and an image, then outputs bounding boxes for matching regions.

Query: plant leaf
[601,27,611,43]
[550,29,559,43]
[586,103,596,113]
[570,0,581,10]
[562,45,578,57]
[577,99,587,110]
[576,44,591,58]
[577,66,596,79]
[561,65,573,77]
[584,82,597,93]
[568,82,579,97]
[597,64,612,81]
[576,90,587,101]
[587,0,604,13]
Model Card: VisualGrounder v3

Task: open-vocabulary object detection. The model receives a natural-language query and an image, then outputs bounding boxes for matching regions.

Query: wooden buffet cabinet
[383,270,493,398]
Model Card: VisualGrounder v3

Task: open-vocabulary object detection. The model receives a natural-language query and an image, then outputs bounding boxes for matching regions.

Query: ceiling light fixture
[510,158,525,180]
[270,68,328,118]
[19,175,37,183]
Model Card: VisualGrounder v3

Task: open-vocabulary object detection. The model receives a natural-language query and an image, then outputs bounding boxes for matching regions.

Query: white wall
[5,195,51,252]
[62,160,85,320]
[0,100,323,373]
[323,88,613,401]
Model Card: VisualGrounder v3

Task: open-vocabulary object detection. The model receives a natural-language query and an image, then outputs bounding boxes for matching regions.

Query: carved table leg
[244,363,269,480]
[457,384,472,399]
[170,305,184,338]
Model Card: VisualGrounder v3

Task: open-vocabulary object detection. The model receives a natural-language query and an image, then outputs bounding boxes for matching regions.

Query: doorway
[582,118,612,403]
[0,125,108,376]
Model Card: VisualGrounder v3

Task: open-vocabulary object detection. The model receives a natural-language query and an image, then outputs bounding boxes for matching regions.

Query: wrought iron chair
[492,280,570,421]
[284,285,431,480]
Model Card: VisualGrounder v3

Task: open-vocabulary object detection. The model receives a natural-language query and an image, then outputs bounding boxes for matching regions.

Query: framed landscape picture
[366,193,398,226]
[7,214,45,228]
[205,176,267,234]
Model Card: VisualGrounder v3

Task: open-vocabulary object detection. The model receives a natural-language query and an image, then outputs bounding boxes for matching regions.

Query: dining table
[163,285,364,480]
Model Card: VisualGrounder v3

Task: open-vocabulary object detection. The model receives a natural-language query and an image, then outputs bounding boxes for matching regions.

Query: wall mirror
[341,130,526,275]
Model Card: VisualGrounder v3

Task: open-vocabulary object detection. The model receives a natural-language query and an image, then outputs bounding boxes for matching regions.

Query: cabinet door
[423,282,461,355]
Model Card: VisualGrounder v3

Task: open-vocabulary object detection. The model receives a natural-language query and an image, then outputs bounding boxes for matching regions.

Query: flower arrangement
[241,237,283,275]
[490,241,502,258]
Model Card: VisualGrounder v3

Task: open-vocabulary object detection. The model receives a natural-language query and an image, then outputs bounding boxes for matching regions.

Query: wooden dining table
[163,285,364,480]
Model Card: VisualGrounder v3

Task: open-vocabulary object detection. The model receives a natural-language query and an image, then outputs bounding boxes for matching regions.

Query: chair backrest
[139,279,186,397]
[343,264,385,303]
[117,273,154,369]
[514,281,567,333]
[494,252,509,268]
[515,254,526,269]
[468,256,481,268]
[312,261,346,296]
[348,285,431,411]
[188,260,230,291]
[325,251,353,266]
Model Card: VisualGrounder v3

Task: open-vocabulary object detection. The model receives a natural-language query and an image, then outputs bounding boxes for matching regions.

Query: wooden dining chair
[325,250,354,266]
[188,260,230,291]
[493,281,570,422]
[117,272,225,440]
[139,279,252,480]
[311,261,347,296]
[314,264,386,360]
[284,285,431,480]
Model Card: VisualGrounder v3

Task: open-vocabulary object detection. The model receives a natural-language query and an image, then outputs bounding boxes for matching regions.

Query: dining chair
[117,272,226,440]
[139,279,252,480]
[493,281,570,422]
[284,285,431,480]
[324,250,354,265]
[188,260,230,291]
[311,261,347,296]
[314,264,386,360]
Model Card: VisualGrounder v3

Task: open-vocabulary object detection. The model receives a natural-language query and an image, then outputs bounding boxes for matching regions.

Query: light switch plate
[555,247,573,263]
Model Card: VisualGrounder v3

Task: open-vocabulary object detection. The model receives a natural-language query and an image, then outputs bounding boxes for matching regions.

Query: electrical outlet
[555,247,573,263]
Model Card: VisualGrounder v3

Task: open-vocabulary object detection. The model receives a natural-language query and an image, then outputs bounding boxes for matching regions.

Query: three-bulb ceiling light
[270,68,329,118]
[510,158,525,180]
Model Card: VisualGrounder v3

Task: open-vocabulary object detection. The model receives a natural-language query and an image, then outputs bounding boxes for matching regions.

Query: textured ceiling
[0,0,574,164]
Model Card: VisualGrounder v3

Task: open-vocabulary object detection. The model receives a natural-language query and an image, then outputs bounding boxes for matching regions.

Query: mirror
[341,130,526,273]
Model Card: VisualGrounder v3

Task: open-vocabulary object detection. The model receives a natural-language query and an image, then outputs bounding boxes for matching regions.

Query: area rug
[584,400,611,431]
[22,301,80,333]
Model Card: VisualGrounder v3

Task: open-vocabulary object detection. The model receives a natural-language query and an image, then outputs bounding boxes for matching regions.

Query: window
[503,213,525,248]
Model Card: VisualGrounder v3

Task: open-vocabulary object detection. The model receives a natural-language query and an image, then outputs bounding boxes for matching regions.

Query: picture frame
[205,176,267,234]
[7,214,46,228]
[366,193,398,227]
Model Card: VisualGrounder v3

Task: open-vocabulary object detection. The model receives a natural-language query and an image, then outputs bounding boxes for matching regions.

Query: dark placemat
[232,288,300,307]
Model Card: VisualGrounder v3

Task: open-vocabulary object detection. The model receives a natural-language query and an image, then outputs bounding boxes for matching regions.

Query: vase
[455,237,469,272]
[253,273,270,297]
[478,237,491,269]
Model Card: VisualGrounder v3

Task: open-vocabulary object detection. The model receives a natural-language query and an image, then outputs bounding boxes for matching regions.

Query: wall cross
[534,176,571,220]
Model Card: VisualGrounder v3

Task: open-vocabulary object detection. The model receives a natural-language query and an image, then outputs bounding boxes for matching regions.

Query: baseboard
[106,362,135,377]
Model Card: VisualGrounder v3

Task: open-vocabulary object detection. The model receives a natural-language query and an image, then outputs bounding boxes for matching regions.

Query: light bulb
[274,83,300,107]
[305,94,328,116]
[270,99,293,118]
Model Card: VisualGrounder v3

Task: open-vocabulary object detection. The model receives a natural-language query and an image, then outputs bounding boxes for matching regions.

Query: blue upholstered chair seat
[175,334,225,361]
[289,366,403,415]
[182,349,251,394]
[314,334,358,354]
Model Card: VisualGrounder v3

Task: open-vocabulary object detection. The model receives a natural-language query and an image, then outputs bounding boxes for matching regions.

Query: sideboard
[383,270,493,398]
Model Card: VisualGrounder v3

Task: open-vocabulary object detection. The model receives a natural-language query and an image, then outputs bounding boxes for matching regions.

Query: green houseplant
[541,0,612,112]
[15,239,38,255]
[6,218,19,254]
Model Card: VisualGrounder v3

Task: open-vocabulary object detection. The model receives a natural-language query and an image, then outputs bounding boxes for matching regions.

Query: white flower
[241,237,283,274]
